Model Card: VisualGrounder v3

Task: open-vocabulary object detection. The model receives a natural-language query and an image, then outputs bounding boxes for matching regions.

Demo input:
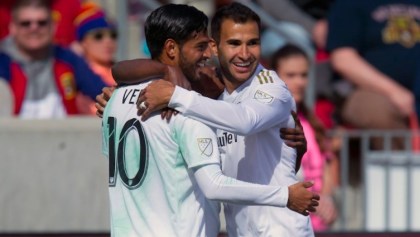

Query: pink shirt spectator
[299,112,328,231]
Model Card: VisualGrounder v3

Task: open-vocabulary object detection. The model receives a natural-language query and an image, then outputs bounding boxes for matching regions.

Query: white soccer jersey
[102,80,293,237]
[102,82,221,237]
[169,64,314,237]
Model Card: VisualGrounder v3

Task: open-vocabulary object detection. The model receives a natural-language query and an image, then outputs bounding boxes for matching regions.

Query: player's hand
[95,86,115,118]
[160,108,178,122]
[137,80,176,121]
[190,65,224,99]
[280,111,307,172]
[164,65,191,90]
[287,181,320,216]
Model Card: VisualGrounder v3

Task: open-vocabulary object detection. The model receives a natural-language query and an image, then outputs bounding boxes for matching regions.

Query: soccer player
[102,4,318,237]
[108,3,318,236]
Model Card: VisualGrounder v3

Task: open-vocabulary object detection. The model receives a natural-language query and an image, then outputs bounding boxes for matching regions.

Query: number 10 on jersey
[106,117,149,189]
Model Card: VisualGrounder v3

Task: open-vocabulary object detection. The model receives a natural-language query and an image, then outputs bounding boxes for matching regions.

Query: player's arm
[179,118,318,215]
[174,90,306,171]
[193,164,287,206]
[112,59,166,84]
[193,164,318,215]
[139,70,293,135]
[95,60,191,118]
[171,84,292,135]
[111,59,191,90]
[139,84,292,135]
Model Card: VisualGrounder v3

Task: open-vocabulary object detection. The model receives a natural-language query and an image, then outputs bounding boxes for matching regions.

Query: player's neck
[158,55,177,67]
[222,75,249,94]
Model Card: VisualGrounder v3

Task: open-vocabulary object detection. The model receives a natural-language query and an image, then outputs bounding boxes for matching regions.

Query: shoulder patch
[254,90,274,104]
[257,69,274,84]
[197,138,213,157]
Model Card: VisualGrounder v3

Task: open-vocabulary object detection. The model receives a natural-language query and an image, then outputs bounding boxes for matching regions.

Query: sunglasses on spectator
[18,19,50,28]
[90,30,118,41]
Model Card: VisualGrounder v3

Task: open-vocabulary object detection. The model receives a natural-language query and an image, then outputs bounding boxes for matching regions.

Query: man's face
[178,31,211,82]
[216,19,260,90]
[10,6,53,52]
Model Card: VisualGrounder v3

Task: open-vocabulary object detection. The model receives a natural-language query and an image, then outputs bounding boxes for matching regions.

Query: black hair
[145,4,208,59]
[211,2,261,44]
[270,44,309,70]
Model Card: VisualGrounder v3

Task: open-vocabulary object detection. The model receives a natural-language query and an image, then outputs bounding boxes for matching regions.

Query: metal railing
[333,129,420,232]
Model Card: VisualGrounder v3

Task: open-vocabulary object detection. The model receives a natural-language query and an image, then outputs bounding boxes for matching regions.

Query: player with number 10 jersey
[102,81,291,237]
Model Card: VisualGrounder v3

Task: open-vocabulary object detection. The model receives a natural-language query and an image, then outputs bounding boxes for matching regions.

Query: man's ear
[163,39,179,60]
[209,38,218,56]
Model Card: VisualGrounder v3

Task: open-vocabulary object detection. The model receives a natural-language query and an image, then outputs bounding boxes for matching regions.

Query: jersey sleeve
[193,164,289,207]
[175,117,221,168]
[169,70,294,135]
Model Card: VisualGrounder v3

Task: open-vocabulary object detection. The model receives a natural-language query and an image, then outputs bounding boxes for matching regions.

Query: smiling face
[177,31,211,82]
[216,19,260,92]
[275,55,309,104]
[10,5,53,54]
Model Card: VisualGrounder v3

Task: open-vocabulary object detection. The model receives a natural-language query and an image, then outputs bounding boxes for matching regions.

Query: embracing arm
[113,59,191,91]
[137,67,293,134]
[179,114,318,215]
[193,164,319,214]
[95,59,190,117]
[169,85,293,135]
[193,164,288,206]
[111,59,167,84]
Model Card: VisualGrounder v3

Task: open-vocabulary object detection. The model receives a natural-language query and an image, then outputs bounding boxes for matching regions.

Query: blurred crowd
[1,0,419,233]
[0,0,116,118]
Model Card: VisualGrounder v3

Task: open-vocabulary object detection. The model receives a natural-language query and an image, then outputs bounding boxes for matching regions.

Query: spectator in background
[169,0,215,17]
[253,0,337,131]
[327,0,420,149]
[74,2,117,115]
[0,0,15,40]
[255,0,333,59]
[0,0,83,47]
[0,0,106,119]
[271,44,338,231]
